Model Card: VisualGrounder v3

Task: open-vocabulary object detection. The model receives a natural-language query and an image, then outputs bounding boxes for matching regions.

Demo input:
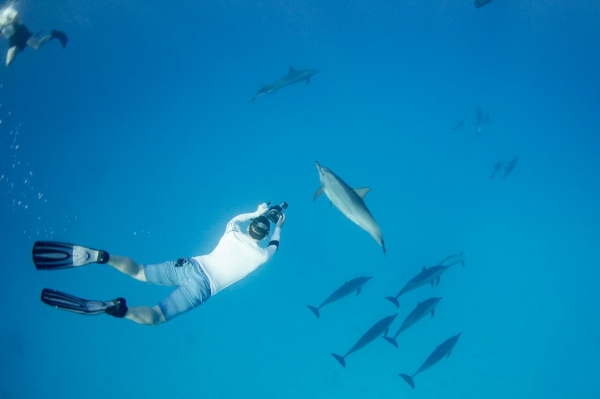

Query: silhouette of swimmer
[0,4,68,66]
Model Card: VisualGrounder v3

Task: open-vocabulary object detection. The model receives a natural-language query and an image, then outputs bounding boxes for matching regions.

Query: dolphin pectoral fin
[385,296,399,308]
[306,77,311,84]
[354,187,371,199]
[431,308,435,318]
[436,276,441,286]
[461,261,465,267]
[313,186,324,201]
[307,305,320,318]
[331,353,346,368]
[430,280,434,288]
[356,287,362,296]
[399,374,415,390]
[446,350,452,358]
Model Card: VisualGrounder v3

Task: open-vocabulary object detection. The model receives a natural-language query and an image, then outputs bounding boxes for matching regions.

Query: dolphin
[384,265,450,308]
[314,161,386,256]
[307,276,372,318]
[503,155,518,180]
[474,0,494,8]
[437,251,468,267]
[383,297,442,348]
[250,67,318,102]
[476,106,490,136]
[399,333,462,389]
[452,121,464,130]
[487,160,505,180]
[331,314,397,367]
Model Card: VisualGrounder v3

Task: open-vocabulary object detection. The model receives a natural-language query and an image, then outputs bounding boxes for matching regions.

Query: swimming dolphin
[452,121,464,130]
[487,160,505,180]
[307,276,372,318]
[331,314,397,367]
[399,333,462,389]
[474,0,494,8]
[476,106,490,136]
[383,297,442,348]
[503,155,518,180]
[314,161,386,256]
[385,265,450,308]
[250,67,318,102]
[437,251,468,267]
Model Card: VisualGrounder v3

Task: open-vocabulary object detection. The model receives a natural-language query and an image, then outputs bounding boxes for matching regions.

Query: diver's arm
[264,212,284,255]
[261,226,282,261]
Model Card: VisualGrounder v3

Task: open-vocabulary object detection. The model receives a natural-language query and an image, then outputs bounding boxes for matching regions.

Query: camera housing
[264,201,288,223]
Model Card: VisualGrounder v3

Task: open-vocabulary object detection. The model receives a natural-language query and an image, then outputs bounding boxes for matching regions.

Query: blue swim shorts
[143,257,212,322]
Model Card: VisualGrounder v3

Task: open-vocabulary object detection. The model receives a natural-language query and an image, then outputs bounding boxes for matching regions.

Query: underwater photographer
[33,202,288,326]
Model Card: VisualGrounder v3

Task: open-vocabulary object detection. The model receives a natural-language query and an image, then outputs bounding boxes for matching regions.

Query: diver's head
[248,215,270,241]
[0,5,19,26]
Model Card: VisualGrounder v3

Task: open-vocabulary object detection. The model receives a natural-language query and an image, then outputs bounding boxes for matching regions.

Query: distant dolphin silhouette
[503,156,518,180]
[331,314,397,367]
[385,265,450,308]
[437,251,468,267]
[399,333,462,389]
[487,160,506,180]
[474,0,494,8]
[314,161,386,256]
[452,121,464,130]
[476,106,490,136]
[250,67,318,101]
[307,276,372,318]
[383,297,442,348]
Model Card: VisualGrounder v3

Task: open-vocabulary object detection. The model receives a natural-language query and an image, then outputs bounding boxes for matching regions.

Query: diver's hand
[256,202,269,216]
[276,212,286,228]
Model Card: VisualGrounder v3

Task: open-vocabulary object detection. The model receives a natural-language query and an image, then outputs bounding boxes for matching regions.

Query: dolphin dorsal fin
[422,266,426,272]
[313,186,324,201]
[261,83,267,88]
[354,187,371,199]
[289,66,296,74]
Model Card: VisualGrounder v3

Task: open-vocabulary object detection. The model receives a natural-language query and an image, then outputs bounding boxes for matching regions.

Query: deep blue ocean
[1,1,599,398]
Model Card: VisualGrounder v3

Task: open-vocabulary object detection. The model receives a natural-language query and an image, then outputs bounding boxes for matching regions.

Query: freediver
[0,3,68,66]
[33,203,286,326]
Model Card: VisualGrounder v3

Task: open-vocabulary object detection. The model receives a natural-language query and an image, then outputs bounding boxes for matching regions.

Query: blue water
[1,0,599,398]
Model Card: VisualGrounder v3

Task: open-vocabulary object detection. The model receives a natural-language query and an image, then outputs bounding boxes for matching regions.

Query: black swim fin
[32,241,109,270]
[50,30,68,48]
[41,289,128,317]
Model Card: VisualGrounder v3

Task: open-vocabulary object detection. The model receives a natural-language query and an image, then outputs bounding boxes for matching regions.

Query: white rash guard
[193,212,280,295]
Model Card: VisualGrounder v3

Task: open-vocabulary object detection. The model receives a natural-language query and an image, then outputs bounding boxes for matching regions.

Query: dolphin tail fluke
[399,374,415,390]
[385,296,399,308]
[383,336,398,348]
[331,353,346,368]
[307,305,320,318]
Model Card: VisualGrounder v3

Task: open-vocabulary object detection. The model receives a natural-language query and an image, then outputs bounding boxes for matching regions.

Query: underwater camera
[264,201,288,223]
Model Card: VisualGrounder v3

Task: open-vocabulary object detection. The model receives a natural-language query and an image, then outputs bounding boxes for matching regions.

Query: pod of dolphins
[307,211,468,389]
[278,3,498,391]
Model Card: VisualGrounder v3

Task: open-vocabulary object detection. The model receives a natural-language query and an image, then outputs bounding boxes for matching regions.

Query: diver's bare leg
[107,255,147,282]
[6,46,18,66]
[125,305,166,326]
[26,35,51,50]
